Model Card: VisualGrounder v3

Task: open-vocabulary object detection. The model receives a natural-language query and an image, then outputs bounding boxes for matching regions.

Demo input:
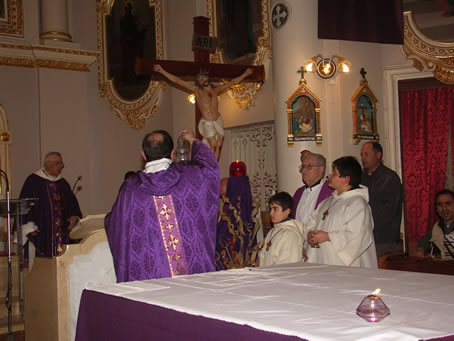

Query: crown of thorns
[196,69,210,80]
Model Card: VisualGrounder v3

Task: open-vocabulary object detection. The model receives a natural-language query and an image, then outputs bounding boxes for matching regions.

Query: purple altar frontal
[75,262,454,341]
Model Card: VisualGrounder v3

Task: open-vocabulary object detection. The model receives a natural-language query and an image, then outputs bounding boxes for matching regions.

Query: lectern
[0,198,37,340]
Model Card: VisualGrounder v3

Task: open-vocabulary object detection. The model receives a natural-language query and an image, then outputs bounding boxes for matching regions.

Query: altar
[75,262,454,341]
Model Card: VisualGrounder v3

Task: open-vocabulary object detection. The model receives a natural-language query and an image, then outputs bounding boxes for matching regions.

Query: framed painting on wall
[285,80,322,144]
[97,0,165,129]
[207,0,271,109]
[0,0,23,38]
[352,68,379,144]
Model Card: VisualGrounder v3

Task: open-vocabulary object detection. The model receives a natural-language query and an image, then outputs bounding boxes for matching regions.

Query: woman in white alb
[305,156,378,268]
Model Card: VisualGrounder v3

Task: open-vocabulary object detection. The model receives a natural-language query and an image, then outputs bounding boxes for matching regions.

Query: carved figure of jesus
[153,64,253,160]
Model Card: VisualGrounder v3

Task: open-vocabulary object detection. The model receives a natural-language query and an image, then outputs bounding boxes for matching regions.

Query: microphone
[0,169,13,339]
[72,176,82,192]
[0,169,10,192]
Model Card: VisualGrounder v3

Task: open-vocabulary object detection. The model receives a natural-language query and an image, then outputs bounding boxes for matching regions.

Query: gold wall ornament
[0,0,24,38]
[0,131,11,143]
[402,11,454,85]
[97,0,165,130]
[0,43,98,71]
[39,31,73,42]
[207,0,271,109]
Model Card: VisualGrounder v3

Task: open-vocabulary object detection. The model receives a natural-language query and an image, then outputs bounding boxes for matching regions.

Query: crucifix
[136,17,265,161]
[297,66,307,84]
[360,67,367,79]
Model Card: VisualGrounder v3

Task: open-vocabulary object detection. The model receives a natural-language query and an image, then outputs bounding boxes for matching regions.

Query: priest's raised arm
[105,129,220,282]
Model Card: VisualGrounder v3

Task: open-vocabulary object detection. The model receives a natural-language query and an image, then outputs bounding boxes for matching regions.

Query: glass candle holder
[175,136,190,162]
[356,294,390,322]
[229,161,247,177]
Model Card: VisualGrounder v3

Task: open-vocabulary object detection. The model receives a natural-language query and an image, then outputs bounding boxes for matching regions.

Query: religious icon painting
[285,80,322,145]
[351,68,379,145]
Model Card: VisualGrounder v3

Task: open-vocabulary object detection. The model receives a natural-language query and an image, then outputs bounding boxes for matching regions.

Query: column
[40,0,72,42]
[270,0,324,193]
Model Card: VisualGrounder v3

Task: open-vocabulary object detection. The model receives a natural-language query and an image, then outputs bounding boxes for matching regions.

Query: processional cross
[136,17,265,141]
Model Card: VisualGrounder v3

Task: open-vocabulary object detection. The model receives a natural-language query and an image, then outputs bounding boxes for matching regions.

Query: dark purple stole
[46,181,64,255]
[153,195,189,276]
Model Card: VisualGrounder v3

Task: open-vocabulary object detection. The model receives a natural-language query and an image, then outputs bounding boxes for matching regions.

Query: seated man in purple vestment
[19,152,82,257]
[105,129,220,282]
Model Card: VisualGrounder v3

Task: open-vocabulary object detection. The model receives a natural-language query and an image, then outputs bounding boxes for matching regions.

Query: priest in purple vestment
[105,129,220,282]
[292,152,333,224]
[19,152,82,257]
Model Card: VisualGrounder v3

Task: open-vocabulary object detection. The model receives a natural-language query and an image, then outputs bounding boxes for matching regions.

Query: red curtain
[400,86,454,243]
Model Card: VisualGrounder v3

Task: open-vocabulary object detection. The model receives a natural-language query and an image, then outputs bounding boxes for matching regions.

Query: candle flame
[372,288,381,295]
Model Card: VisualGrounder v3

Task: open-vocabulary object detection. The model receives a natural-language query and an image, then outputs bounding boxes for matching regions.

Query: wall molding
[0,43,98,71]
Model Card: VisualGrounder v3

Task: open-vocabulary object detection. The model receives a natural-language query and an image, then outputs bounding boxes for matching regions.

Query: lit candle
[356,288,390,322]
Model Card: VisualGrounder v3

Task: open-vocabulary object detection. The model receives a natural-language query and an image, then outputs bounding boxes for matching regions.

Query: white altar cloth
[83,262,454,341]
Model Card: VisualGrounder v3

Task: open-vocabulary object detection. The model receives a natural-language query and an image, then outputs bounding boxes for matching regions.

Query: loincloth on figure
[198,116,224,146]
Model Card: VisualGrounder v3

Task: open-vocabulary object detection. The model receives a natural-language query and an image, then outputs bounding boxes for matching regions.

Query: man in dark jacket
[361,141,403,258]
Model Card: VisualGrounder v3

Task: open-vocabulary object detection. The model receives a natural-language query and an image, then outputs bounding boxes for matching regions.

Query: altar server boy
[259,192,305,266]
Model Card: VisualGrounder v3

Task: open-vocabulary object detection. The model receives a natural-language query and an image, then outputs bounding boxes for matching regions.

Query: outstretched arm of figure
[153,64,196,92]
[215,68,253,94]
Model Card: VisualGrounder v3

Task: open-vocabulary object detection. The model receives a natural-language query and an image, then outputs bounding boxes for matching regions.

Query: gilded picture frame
[402,11,454,85]
[285,81,322,145]
[351,76,379,144]
[0,0,23,38]
[96,0,165,129]
[207,0,271,109]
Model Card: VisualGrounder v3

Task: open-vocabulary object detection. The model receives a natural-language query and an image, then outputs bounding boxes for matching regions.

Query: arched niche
[207,0,272,109]
[97,0,166,129]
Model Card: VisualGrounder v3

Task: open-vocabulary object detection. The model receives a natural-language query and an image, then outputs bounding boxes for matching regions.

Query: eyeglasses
[299,164,321,172]
[49,161,64,167]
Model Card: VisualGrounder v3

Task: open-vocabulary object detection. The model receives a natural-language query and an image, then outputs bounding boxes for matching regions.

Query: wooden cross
[322,209,329,221]
[136,17,265,140]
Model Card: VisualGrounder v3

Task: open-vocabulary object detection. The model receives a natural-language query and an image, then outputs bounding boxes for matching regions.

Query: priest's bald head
[142,130,174,162]
[44,152,64,177]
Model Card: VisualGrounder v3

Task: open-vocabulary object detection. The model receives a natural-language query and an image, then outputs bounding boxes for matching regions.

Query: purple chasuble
[19,174,82,257]
[105,140,220,283]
